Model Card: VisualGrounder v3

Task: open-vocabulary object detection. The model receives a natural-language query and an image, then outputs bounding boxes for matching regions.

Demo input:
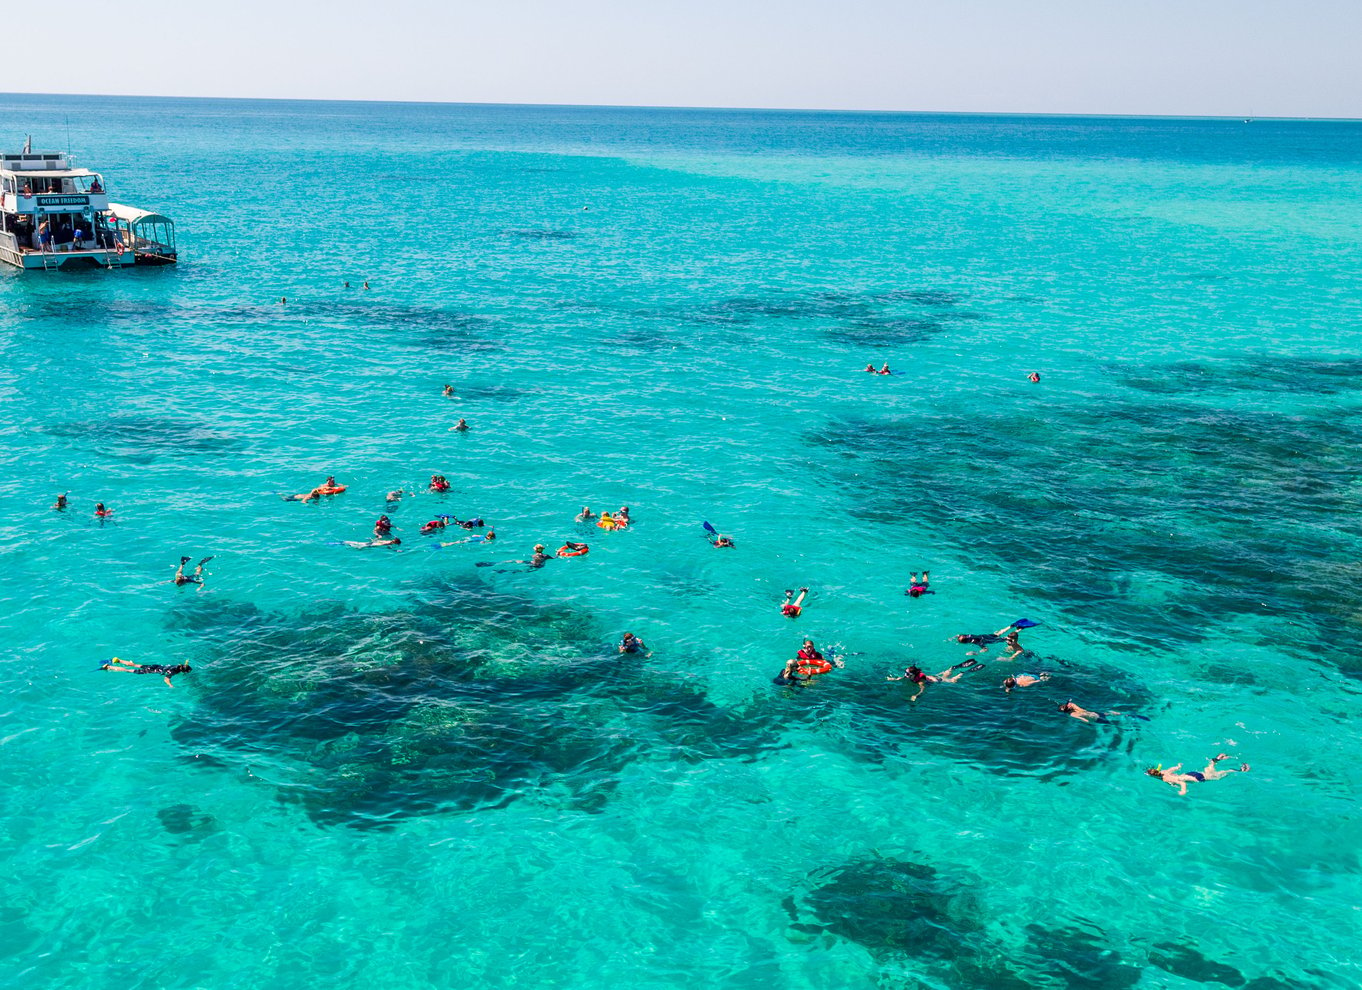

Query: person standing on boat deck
[38,221,50,251]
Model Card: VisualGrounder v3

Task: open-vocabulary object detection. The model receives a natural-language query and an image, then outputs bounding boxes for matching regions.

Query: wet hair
[1002,676,1017,689]
[1145,767,1162,777]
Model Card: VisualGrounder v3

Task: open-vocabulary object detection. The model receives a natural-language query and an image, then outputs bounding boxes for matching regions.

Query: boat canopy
[106,202,176,259]
[108,203,168,224]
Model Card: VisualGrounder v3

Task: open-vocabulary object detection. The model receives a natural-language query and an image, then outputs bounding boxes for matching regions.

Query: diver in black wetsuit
[102,657,192,687]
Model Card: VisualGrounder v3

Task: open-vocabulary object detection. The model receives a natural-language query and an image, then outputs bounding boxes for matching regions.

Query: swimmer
[955,623,1019,655]
[781,587,809,617]
[53,492,68,511]
[172,555,213,586]
[887,663,966,702]
[1058,700,1123,724]
[598,511,616,530]
[619,631,649,656]
[864,363,876,373]
[420,515,451,535]
[451,516,485,530]
[102,656,192,688]
[429,474,451,493]
[773,658,809,686]
[94,502,114,518]
[557,541,589,557]
[442,384,455,397]
[342,537,402,549]
[905,571,933,598]
[528,544,552,568]
[284,477,345,502]
[1028,372,1041,383]
[878,363,892,375]
[790,640,835,679]
[363,280,370,290]
[449,418,469,432]
[576,506,596,522]
[344,281,350,289]
[1146,754,1249,796]
[374,515,393,537]
[386,489,405,503]
[615,506,631,527]
[1002,672,1051,693]
[279,297,286,304]
[999,629,1026,660]
[710,534,735,548]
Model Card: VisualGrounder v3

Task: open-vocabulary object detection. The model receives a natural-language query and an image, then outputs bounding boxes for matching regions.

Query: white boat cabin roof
[1,150,97,176]
[0,167,97,179]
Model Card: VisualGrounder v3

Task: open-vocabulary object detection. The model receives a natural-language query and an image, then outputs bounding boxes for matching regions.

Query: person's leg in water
[1201,753,1250,779]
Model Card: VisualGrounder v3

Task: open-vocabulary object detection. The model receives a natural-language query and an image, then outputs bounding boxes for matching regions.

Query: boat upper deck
[1,150,108,214]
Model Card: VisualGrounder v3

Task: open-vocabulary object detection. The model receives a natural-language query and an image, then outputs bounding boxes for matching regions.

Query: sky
[10,0,1360,117]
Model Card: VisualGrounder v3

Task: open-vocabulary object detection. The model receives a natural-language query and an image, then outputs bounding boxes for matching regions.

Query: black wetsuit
[135,664,191,679]
[958,633,1003,646]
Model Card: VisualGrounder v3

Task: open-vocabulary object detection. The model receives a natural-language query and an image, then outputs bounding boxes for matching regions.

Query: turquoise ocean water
[2,95,1361,988]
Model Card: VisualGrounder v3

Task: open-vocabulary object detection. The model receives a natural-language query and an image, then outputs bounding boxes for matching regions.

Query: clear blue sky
[17,0,1361,117]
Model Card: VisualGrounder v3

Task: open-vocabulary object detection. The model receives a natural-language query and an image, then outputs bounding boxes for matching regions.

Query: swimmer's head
[955,635,967,642]
[1058,702,1074,712]
[534,544,545,552]
[1145,767,1162,777]
[1002,676,1017,690]
[909,588,922,598]
[391,538,401,545]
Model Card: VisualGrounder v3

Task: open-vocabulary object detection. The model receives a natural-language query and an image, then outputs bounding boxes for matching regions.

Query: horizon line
[2,90,1360,124]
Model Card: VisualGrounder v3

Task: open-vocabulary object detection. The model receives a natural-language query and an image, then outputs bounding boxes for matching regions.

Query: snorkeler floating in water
[449,418,469,432]
[781,588,809,617]
[1147,754,1249,796]
[420,515,451,535]
[94,502,114,518]
[429,474,451,493]
[956,620,1037,656]
[576,506,596,522]
[172,556,212,587]
[905,571,933,598]
[102,657,192,688]
[342,537,402,549]
[53,492,68,511]
[1002,672,1051,693]
[283,476,346,502]
[619,631,649,656]
[1057,700,1147,724]
[374,515,392,537]
[442,384,456,397]
[887,662,974,702]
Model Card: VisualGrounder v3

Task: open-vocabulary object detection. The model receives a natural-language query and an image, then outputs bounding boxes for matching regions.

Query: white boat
[0,140,177,271]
